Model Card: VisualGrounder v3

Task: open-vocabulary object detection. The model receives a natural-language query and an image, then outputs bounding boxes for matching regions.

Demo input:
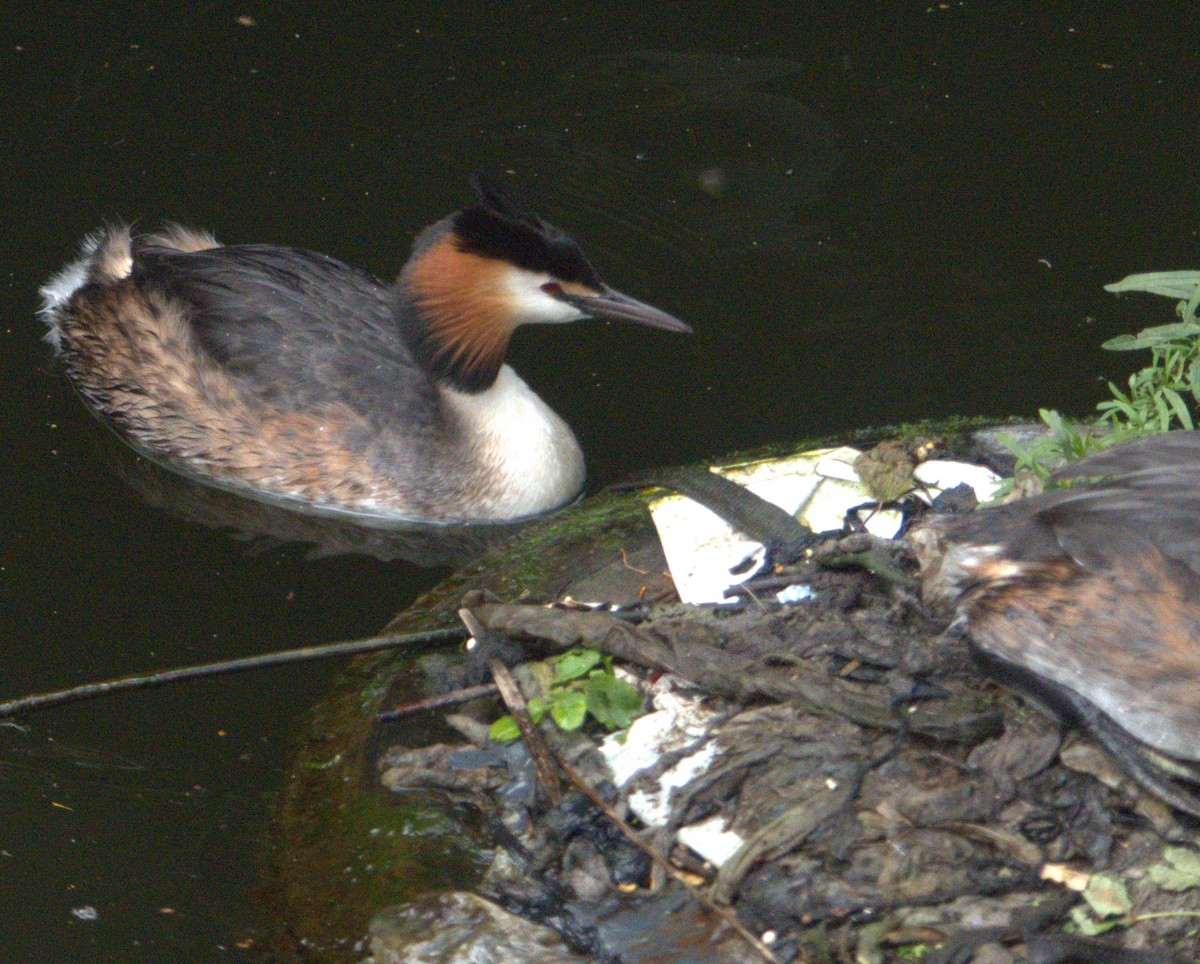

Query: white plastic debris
[616,445,1007,867]
[598,682,746,867]
[775,584,815,605]
[649,446,1002,604]
[599,686,718,826]
[913,459,1004,503]
[676,814,746,867]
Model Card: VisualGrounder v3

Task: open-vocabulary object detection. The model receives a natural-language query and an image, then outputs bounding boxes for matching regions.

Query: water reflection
[85,421,534,567]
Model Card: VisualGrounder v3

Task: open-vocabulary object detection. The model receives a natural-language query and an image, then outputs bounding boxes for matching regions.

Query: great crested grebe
[912,431,1200,814]
[39,177,690,524]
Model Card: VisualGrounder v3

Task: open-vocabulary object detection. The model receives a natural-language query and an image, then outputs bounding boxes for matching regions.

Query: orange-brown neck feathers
[403,234,517,393]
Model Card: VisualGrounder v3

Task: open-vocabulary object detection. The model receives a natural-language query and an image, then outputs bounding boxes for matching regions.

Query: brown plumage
[912,431,1200,814]
[404,234,518,387]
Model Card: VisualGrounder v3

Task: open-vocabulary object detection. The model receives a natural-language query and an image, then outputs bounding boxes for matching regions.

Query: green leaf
[489,715,521,743]
[1083,873,1133,919]
[1154,392,1171,431]
[1189,357,1200,401]
[554,648,605,683]
[1163,388,1194,429]
[585,673,643,729]
[1096,398,1135,421]
[1149,846,1200,891]
[1104,270,1200,299]
[550,690,588,730]
[526,696,549,723]
[1101,333,1144,352]
[1069,906,1126,937]
[1185,284,1200,323]
[1107,381,1133,404]
[1040,408,1065,433]
[1103,323,1196,352]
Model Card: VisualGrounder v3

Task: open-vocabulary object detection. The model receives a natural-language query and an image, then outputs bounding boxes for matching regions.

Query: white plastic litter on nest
[604,447,1005,866]
[648,446,1002,605]
[598,681,746,868]
[599,685,718,826]
[676,815,745,867]
[913,458,1004,502]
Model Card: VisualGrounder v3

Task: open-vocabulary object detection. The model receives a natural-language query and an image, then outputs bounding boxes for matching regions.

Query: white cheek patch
[505,269,587,325]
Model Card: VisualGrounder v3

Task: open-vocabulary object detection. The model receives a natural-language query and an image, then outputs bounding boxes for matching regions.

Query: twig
[552,748,785,964]
[821,548,919,588]
[375,683,500,722]
[0,626,465,718]
[459,604,786,960]
[488,658,563,806]
[458,608,563,805]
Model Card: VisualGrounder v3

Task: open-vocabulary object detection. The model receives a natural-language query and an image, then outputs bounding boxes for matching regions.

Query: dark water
[2,2,1198,959]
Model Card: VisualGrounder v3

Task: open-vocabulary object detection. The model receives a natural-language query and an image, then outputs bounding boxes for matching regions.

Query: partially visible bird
[912,432,1200,815]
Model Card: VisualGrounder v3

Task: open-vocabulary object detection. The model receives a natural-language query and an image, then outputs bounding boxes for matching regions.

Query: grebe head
[401,175,691,392]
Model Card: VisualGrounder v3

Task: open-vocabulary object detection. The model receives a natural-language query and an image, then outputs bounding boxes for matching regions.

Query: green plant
[488,648,644,742]
[1097,270,1200,433]
[1000,272,1200,480]
[1096,321,1200,433]
[1000,408,1107,484]
[1068,872,1134,936]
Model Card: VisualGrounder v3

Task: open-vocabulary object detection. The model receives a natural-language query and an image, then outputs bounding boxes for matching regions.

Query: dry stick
[457,606,784,961]
[376,682,500,722]
[458,619,781,960]
[0,627,466,718]
[551,749,785,964]
[453,608,778,959]
[456,607,564,805]
[487,658,564,806]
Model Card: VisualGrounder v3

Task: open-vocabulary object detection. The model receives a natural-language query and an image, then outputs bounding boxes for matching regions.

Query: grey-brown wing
[131,243,440,431]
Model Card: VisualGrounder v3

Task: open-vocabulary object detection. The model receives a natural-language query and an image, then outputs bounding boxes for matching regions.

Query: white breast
[439,365,585,519]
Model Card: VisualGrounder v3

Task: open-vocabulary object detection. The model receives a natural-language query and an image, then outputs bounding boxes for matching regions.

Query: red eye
[541,281,563,296]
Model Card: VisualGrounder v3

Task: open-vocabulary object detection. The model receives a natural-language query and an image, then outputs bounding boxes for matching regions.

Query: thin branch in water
[0,627,466,719]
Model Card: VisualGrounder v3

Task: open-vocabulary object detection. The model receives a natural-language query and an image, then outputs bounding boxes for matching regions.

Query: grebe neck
[397,222,516,394]
[438,366,586,519]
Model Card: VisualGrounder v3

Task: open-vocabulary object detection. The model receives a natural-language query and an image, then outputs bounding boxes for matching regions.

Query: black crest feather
[453,174,603,287]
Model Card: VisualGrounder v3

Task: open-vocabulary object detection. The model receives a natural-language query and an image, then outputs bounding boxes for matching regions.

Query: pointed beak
[554,284,692,334]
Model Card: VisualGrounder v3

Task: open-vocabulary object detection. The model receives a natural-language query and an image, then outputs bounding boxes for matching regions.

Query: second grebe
[912,431,1200,814]
[39,177,691,524]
